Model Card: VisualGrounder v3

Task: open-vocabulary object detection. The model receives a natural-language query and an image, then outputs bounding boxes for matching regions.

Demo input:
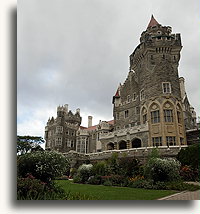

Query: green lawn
[55,180,177,200]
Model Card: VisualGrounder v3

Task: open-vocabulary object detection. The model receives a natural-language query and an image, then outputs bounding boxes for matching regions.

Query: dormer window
[162,82,171,94]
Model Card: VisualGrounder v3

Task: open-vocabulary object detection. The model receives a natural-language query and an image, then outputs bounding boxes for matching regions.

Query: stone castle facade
[45,16,197,154]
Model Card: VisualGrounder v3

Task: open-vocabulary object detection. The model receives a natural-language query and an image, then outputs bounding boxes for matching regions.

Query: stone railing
[63,145,188,165]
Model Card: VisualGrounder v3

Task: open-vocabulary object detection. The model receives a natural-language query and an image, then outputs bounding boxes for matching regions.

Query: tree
[17,136,44,155]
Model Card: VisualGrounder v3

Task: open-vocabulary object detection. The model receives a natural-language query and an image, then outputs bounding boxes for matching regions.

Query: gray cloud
[17,0,200,136]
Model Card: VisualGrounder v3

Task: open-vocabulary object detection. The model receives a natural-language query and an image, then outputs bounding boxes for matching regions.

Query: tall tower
[113,15,186,147]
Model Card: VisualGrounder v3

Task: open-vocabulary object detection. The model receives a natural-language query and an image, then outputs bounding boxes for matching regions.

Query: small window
[151,110,160,123]
[135,107,140,114]
[127,95,130,102]
[152,137,162,147]
[140,89,145,101]
[166,136,176,146]
[143,114,147,124]
[116,112,119,120]
[162,82,171,94]
[124,110,129,118]
[133,93,136,101]
[177,111,181,123]
[180,137,184,145]
[150,55,153,60]
[164,109,173,122]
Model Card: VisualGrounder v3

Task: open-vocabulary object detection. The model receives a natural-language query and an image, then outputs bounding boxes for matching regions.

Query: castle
[45,16,197,154]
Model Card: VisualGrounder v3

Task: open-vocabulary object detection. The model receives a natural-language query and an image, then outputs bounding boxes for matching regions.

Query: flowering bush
[74,164,93,183]
[144,158,181,183]
[17,151,70,182]
[129,175,144,183]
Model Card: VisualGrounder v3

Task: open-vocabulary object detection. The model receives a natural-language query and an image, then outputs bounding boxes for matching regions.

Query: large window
[152,137,162,147]
[56,126,63,134]
[55,137,62,146]
[164,109,173,122]
[151,110,160,123]
[166,136,176,146]
[162,82,171,94]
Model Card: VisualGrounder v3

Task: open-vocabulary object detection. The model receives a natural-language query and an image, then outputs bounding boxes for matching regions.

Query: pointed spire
[147,15,159,29]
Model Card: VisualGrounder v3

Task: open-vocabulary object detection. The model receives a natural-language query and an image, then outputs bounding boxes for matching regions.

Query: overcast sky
[17,0,200,138]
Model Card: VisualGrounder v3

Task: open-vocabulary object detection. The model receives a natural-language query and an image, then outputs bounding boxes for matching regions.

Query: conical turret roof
[147,15,159,29]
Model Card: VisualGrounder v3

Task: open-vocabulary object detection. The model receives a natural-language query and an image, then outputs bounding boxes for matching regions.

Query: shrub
[101,175,128,187]
[118,158,140,177]
[17,175,66,200]
[144,158,181,183]
[165,181,200,191]
[103,180,112,186]
[17,151,70,182]
[73,174,82,183]
[106,152,120,175]
[92,161,107,176]
[177,144,200,170]
[128,179,154,189]
[87,175,102,185]
[180,165,199,181]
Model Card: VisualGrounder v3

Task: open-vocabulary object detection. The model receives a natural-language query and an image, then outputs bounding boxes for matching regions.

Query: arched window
[131,138,142,148]
[150,103,160,124]
[119,141,127,150]
[163,102,174,123]
[107,142,114,150]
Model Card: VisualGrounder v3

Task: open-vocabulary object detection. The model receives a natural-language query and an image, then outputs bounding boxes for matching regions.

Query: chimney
[88,116,93,127]
[64,104,68,112]
[179,77,186,99]
[76,108,80,114]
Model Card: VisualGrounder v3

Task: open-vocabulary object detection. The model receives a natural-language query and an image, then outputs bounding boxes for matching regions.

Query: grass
[55,180,177,200]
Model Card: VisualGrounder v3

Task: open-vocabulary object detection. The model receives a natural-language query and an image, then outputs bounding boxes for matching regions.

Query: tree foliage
[17,135,44,155]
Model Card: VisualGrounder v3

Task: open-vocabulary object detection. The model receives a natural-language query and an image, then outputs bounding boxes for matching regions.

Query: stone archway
[107,142,114,150]
[131,138,142,148]
[119,140,127,150]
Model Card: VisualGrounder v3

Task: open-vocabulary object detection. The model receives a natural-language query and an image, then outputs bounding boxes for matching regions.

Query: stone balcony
[100,123,149,140]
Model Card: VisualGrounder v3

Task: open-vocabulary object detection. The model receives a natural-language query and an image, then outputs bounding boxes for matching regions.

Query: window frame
[151,110,160,123]
[162,82,171,94]
[164,109,173,122]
